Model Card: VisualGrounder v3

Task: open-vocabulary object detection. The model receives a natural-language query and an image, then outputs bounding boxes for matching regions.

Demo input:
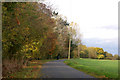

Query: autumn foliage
[2,2,70,76]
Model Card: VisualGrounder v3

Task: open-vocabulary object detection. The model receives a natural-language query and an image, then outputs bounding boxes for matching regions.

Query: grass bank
[6,60,52,78]
[64,58,118,78]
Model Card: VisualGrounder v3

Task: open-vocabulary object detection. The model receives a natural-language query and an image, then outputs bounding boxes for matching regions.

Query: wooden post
[68,38,71,60]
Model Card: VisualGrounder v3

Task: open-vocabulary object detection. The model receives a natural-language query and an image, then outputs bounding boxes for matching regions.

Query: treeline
[72,44,119,60]
[2,2,73,76]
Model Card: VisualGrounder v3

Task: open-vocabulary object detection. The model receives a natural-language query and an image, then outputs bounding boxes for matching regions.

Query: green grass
[7,60,52,78]
[64,58,118,78]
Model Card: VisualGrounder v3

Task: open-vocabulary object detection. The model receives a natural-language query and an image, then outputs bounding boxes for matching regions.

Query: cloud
[98,25,118,30]
[81,28,118,39]
[82,38,118,55]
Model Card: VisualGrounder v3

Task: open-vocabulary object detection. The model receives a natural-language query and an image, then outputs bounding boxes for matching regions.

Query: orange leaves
[46,32,57,55]
[25,27,29,31]
[16,16,20,25]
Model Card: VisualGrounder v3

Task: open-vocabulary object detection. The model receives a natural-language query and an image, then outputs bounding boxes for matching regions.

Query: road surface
[40,59,94,78]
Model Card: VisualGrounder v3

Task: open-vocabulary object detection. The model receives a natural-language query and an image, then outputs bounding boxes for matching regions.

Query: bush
[2,59,24,77]
[105,57,113,60]
[113,54,119,60]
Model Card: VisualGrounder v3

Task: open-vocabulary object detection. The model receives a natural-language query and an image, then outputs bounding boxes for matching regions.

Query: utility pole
[68,38,71,60]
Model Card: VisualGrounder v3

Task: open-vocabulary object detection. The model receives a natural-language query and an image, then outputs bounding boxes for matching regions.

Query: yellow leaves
[25,45,28,47]
[2,39,6,42]
[70,22,77,26]
[25,27,29,31]
[22,41,39,54]
[70,22,74,26]
[25,54,31,58]
[75,23,77,26]
[2,6,7,11]
[37,42,39,45]
[33,47,38,52]
[29,48,32,51]
[33,42,36,45]
[97,54,104,59]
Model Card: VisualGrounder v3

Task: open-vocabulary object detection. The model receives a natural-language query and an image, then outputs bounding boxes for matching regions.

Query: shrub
[97,54,104,59]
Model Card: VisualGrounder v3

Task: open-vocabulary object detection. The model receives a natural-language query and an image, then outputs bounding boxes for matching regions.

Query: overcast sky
[44,0,119,55]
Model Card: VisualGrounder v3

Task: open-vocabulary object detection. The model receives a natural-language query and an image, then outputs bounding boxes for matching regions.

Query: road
[40,59,94,78]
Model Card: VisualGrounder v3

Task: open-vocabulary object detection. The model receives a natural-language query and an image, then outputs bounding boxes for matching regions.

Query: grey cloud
[82,38,118,55]
[97,25,118,30]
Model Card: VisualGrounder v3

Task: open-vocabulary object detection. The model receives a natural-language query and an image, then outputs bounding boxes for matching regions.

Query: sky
[44,0,119,55]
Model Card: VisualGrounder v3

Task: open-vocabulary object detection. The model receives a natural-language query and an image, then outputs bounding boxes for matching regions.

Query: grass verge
[64,58,118,79]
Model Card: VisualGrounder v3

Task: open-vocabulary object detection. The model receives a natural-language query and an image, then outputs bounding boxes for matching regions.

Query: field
[64,58,118,78]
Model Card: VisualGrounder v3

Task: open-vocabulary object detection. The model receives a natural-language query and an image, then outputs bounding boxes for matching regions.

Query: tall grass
[2,58,24,77]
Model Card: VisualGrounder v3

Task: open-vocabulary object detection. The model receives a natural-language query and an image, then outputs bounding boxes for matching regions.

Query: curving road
[40,59,94,78]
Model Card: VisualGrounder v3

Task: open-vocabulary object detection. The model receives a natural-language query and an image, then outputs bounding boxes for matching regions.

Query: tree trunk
[78,45,79,58]
[68,38,71,60]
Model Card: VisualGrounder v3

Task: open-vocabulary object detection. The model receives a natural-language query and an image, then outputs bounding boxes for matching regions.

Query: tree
[53,14,70,58]
[95,47,104,55]
[74,39,81,58]
[97,54,104,59]
[67,22,77,59]
[72,47,78,58]
[87,47,97,59]
[80,51,87,58]
[2,2,71,76]
[113,54,119,60]
[77,44,88,58]
[106,53,113,60]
